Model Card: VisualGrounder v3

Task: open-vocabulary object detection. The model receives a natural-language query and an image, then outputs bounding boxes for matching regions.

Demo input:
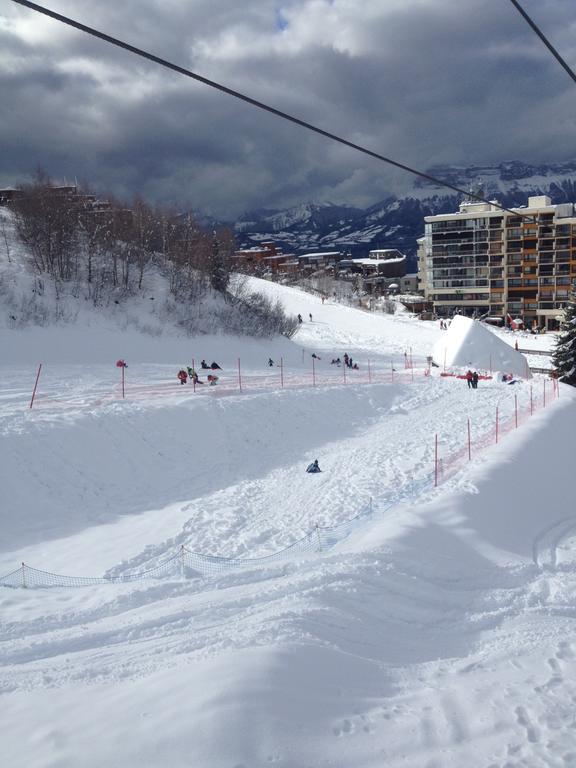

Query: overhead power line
[508,0,576,86]
[11,0,533,220]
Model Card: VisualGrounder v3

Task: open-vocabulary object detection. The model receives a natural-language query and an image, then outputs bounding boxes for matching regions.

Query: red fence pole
[514,394,518,428]
[280,357,284,389]
[238,358,242,392]
[192,357,196,393]
[434,434,438,487]
[121,363,125,399]
[495,406,499,444]
[312,356,316,387]
[467,418,471,461]
[29,363,42,409]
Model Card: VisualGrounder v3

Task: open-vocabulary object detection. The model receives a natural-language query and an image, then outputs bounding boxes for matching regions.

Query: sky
[1,0,576,218]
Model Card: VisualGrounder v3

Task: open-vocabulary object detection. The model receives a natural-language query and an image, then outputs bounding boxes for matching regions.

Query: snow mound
[432,315,531,378]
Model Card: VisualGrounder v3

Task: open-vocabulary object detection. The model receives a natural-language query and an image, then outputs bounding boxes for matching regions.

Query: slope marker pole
[29,363,42,409]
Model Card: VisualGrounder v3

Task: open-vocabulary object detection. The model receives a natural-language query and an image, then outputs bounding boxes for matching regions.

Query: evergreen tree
[552,284,576,387]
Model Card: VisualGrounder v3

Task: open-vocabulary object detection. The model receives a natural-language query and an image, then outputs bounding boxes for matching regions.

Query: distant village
[2,185,575,331]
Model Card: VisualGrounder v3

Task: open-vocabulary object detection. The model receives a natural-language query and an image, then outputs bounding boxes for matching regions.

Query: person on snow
[298,314,303,324]
[210,361,222,370]
[311,352,321,360]
[177,369,188,385]
[309,313,313,322]
[343,353,349,367]
[306,459,321,473]
[201,359,210,369]
[268,358,274,367]
[189,368,203,385]
[207,374,219,385]
[465,369,473,389]
[472,371,479,389]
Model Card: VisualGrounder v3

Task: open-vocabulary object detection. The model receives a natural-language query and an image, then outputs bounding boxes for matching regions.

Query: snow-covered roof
[432,315,532,378]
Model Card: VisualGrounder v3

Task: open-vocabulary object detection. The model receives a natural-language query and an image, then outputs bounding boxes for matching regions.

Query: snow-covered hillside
[1,280,574,768]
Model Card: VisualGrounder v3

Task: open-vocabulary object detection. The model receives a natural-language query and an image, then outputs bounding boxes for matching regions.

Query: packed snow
[1,278,574,768]
[432,315,532,378]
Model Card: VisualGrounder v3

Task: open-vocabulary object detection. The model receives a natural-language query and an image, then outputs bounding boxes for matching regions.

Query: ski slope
[1,279,575,768]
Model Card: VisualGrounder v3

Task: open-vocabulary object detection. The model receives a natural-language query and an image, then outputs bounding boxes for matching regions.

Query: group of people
[439,319,450,330]
[297,313,313,324]
[177,361,222,386]
[465,370,479,389]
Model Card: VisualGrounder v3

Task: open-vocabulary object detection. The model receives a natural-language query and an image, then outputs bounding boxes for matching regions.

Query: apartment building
[420,195,576,329]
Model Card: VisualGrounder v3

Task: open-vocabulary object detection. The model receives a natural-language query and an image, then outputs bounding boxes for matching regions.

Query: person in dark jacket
[201,360,210,369]
[306,459,321,473]
[472,371,479,389]
[210,361,222,370]
[268,358,274,367]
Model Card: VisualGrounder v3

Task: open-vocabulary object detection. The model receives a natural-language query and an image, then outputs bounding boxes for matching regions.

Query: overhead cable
[11,0,533,219]
[508,0,576,86]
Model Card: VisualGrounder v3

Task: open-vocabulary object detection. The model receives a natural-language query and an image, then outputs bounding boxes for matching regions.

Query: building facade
[420,196,576,329]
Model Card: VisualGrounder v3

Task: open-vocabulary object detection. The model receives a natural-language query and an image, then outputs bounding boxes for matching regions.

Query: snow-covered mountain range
[235,160,576,267]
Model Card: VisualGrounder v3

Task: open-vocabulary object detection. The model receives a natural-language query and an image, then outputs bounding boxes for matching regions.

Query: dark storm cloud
[1,0,576,216]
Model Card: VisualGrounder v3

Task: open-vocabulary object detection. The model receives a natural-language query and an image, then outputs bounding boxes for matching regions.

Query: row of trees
[10,172,235,303]
[6,172,298,338]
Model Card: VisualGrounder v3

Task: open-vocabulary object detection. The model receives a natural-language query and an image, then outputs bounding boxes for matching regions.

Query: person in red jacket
[177,369,188,385]
[465,369,473,389]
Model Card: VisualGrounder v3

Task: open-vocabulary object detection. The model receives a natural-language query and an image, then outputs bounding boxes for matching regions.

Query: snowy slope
[1,279,574,768]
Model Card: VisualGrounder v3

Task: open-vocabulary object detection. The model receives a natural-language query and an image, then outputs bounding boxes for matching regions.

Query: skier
[298,314,303,324]
[201,359,210,369]
[268,358,274,367]
[309,313,313,322]
[207,374,219,385]
[177,369,188,385]
[472,371,479,389]
[306,459,321,474]
[465,370,473,389]
[189,368,203,385]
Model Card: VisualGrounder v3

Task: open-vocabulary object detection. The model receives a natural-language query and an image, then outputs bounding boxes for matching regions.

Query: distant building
[420,195,576,330]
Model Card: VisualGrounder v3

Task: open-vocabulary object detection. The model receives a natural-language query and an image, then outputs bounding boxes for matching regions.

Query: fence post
[467,418,471,461]
[312,356,316,387]
[238,357,242,392]
[315,523,322,552]
[343,360,347,385]
[495,406,499,444]
[368,359,372,384]
[443,349,447,372]
[29,363,42,409]
[411,363,414,383]
[121,363,125,399]
[434,434,438,487]
[192,357,196,392]
[409,347,413,369]
[369,496,373,515]
[514,394,518,428]
[530,385,533,415]
[280,357,284,389]
[543,379,546,408]
[489,354,492,375]
[391,361,395,382]
[21,562,26,589]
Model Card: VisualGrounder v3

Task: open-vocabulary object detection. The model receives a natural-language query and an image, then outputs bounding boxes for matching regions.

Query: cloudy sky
[1,0,576,218]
